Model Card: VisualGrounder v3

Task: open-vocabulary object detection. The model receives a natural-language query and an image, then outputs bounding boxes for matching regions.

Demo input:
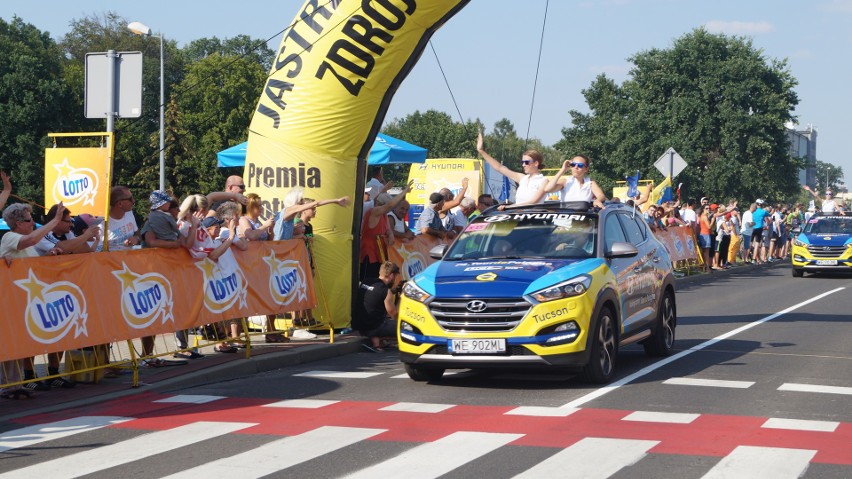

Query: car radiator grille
[428,297,531,332]
[806,245,847,258]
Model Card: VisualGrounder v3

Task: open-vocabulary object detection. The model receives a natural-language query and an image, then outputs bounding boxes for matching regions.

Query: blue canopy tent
[216,133,427,167]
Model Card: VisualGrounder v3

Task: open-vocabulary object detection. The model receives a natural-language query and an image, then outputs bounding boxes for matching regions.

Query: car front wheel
[791,267,804,277]
[582,307,617,384]
[404,363,445,382]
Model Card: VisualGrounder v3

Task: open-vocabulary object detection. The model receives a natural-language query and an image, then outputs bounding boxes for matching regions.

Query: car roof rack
[480,201,596,216]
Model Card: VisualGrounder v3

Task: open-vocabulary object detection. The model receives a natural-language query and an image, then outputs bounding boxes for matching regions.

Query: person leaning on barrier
[206,175,248,219]
[34,204,100,256]
[0,202,70,397]
[355,261,402,351]
[102,186,140,251]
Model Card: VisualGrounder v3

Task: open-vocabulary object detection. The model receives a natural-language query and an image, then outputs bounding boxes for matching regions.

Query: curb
[0,337,365,423]
[674,259,788,287]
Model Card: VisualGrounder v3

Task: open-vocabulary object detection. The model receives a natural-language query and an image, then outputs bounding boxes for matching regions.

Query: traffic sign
[654,147,687,178]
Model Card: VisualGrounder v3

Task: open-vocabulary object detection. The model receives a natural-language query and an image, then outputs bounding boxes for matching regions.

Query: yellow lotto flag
[644,176,672,212]
[245,0,471,327]
[44,146,111,215]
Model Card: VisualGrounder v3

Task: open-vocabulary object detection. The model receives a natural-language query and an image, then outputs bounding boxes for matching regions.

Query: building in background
[786,122,817,187]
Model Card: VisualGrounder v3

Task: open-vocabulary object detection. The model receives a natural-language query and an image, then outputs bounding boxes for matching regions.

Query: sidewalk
[0,260,787,422]
[0,332,365,422]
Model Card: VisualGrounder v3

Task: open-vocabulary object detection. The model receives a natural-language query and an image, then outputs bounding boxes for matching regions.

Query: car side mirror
[606,241,639,258]
[791,227,801,235]
[429,244,448,260]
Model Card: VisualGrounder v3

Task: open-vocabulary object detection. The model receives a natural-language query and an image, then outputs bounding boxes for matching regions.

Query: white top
[0,232,39,259]
[450,207,468,229]
[366,178,384,201]
[822,199,837,213]
[35,231,77,256]
[388,211,407,234]
[680,208,697,225]
[515,174,546,204]
[560,176,595,202]
[100,211,137,251]
[741,210,754,234]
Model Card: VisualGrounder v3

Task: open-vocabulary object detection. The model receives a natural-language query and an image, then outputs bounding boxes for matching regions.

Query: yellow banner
[44,146,111,215]
[1,241,315,361]
[405,159,484,206]
[245,0,471,327]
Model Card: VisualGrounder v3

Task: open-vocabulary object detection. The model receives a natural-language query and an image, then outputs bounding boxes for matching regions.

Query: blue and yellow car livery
[791,214,852,277]
[397,203,677,383]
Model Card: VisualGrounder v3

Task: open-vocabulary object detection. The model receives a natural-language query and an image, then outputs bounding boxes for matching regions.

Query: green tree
[813,160,844,193]
[0,17,79,206]
[557,29,800,202]
[182,35,273,71]
[169,53,266,197]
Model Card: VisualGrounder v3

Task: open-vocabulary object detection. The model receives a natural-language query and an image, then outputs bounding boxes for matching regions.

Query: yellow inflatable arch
[245,0,471,327]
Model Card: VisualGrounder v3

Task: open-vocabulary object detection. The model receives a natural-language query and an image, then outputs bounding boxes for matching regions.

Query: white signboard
[654,147,687,178]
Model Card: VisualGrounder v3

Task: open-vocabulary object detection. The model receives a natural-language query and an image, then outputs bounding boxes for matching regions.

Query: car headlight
[792,237,807,247]
[402,281,431,303]
[529,275,592,303]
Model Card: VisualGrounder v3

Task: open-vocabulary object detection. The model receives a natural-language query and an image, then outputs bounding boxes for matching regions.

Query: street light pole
[127,21,165,190]
[158,31,164,191]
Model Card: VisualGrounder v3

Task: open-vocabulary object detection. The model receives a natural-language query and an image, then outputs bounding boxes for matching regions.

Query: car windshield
[444,212,598,260]
[803,216,852,235]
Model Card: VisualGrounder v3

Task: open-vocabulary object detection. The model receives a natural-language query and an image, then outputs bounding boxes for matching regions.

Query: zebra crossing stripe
[294,370,383,379]
[262,399,339,408]
[161,426,385,478]
[513,437,659,479]
[0,416,132,453]
[701,445,816,479]
[345,431,523,479]
[153,394,225,404]
[761,417,839,432]
[0,421,256,479]
[380,402,455,413]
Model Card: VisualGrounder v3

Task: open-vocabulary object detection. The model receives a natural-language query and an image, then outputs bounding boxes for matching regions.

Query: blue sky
[3,0,850,184]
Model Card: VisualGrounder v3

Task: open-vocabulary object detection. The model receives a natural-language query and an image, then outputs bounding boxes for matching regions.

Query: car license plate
[816,259,838,265]
[449,338,506,354]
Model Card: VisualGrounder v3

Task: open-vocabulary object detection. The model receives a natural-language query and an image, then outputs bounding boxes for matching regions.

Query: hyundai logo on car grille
[466,300,488,313]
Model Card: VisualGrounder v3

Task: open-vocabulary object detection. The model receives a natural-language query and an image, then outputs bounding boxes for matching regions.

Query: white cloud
[789,48,814,60]
[819,0,852,13]
[704,20,774,35]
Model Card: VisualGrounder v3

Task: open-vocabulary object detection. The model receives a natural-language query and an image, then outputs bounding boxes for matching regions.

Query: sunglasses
[570,162,587,168]
[233,184,246,190]
[521,160,532,165]
[19,217,34,223]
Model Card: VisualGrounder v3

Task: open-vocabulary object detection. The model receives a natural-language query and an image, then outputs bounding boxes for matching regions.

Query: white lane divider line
[380,402,456,413]
[0,421,256,479]
[504,406,580,417]
[663,377,755,389]
[514,437,659,479]
[345,431,523,479]
[778,382,852,396]
[701,445,816,479]
[622,411,700,424]
[761,417,839,432]
[161,426,386,479]
[154,394,225,404]
[560,287,845,409]
[0,416,133,453]
[294,370,383,379]
[262,399,339,409]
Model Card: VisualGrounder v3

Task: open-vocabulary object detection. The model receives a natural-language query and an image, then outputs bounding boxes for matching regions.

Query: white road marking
[344,431,523,479]
[663,377,755,389]
[153,394,225,404]
[380,402,455,413]
[391,370,461,379]
[0,416,132,453]
[262,399,339,409]
[0,421,255,478]
[161,426,385,479]
[504,406,580,417]
[514,437,659,479]
[778,382,852,396]
[622,410,700,424]
[560,287,845,409]
[762,417,839,432]
[701,445,816,479]
[294,370,383,379]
